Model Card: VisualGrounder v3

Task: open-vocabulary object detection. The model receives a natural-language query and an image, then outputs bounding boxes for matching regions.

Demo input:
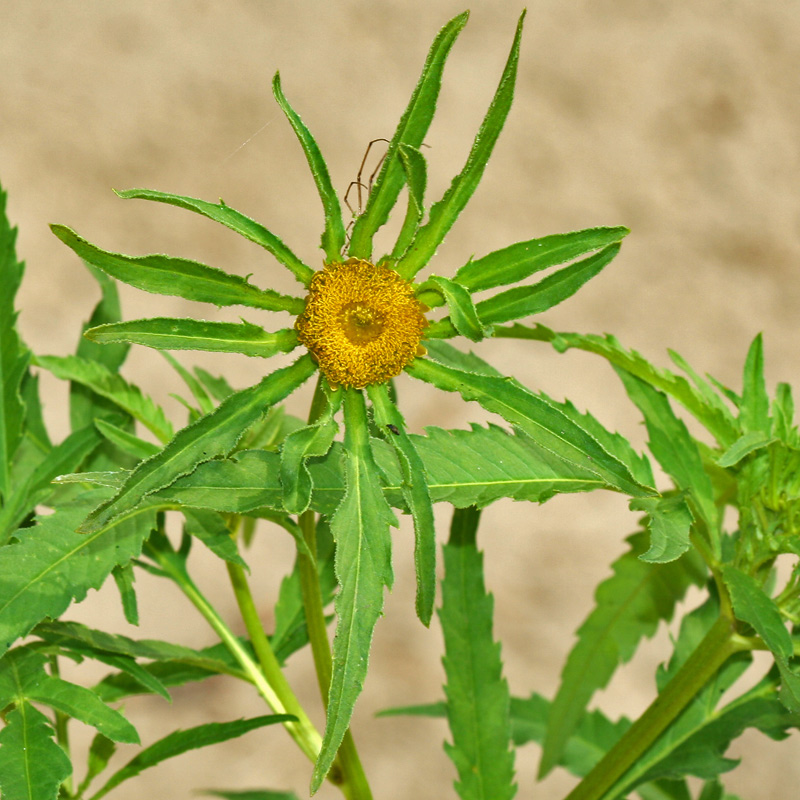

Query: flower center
[295,258,428,388]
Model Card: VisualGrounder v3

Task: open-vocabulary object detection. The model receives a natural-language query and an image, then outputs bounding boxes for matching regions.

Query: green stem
[147,541,322,764]
[563,614,746,800]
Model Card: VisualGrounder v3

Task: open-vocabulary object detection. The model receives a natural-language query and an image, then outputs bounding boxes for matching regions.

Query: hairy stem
[563,614,748,800]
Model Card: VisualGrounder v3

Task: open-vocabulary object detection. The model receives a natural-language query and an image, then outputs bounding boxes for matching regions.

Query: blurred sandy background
[3,2,799,798]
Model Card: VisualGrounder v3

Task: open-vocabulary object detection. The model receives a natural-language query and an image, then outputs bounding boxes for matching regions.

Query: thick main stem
[563,614,746,800]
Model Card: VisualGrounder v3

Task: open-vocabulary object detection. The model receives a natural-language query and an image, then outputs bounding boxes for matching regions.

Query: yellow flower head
[295,258,428,388]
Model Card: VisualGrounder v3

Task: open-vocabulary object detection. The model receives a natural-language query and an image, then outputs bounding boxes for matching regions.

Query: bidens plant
[1,9,798,800]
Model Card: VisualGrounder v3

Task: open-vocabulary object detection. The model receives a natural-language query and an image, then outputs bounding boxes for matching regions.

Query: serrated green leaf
[407,356,653,498]
[740,333,768,434]
[77,734,116,798]
[115,188,314,286]
[51,224,304,312]
[471,243,620,328]
[162,351,215,416]
[539,532,705,777]
[27,676,139,744]
[605,598,753,797]
[0,647,139,744]
[112,562,139,625]
[152,422,607,518]
[312,389,397,792]
[0,182,29,504]
[279,384,341,515]
[348,11,469,259]
[452,226,629,294]
[202,790,301,800]
[367,383,436,625]
[716,431,774,468]
[0,498,153,659]
[397,11,525,280]
[35,354,173,443]
[629,494,694,564]
[79,354,315,534]
[94,417,159,460]
[495,326,739,448]
[0,702,71,800]
[722,568,795,693]
[86,318,298,359]
[182,509,247,568]
[389,143,428,260]
[272,73,345,263]
[614,367,719,539]
[71,262,130,432]
[89,716,294,800]
[440,506,516,800]
[0,424,101,543]
[271,518,337,663]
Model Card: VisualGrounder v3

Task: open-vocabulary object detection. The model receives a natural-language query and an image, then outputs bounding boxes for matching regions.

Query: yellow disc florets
[295,258,428,388]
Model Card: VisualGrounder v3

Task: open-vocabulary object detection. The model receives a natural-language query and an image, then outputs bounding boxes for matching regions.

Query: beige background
[3,2,799,798]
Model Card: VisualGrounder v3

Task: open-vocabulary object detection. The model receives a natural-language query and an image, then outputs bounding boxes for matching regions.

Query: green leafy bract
[311,389,397,792]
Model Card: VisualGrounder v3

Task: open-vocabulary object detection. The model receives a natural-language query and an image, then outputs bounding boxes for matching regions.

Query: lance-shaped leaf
[629,494,695,564]
[86,318,299,359]
[0,648,139,744]
[407,356,653,498]
[50,224,304,313]
[312,389,397,791]
[614,368,719,541]
[0,181,29,504]
[0,424,101,543]
[71,263,130,432]
[89,715,295,800]
[0,497,154,659]
[422,275,489,341]
[35,354,173,443]
[397,11,526,280]
[115,188,315,286]
[722,566,800,712]
[495,325,739,447]
[78,354,316,534]
[348,11,469,259]
[0,702,71,800]
[452,226,629,294]
[273,73,345,263]
[473,243,620,327]
[389,143,428,260]
[538,532,706,778]
[440,506,516,800]
[739,333,769,434]
[368,383,436,625]
[280,385,341,515]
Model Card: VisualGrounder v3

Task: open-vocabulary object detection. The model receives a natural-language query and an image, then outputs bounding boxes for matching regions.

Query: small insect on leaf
[386,423,400,435]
